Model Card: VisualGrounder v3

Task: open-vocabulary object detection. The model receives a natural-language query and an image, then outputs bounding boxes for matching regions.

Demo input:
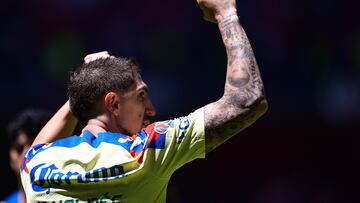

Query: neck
[82,116,108,136]
[82,114,131,136]
[82,113,127,136]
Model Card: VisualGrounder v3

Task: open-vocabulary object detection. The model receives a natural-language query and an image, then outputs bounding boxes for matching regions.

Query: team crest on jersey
[154,122,170,134]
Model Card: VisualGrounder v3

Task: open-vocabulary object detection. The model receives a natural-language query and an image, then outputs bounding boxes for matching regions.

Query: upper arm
[204,95,267,153]
[32,101,77,146]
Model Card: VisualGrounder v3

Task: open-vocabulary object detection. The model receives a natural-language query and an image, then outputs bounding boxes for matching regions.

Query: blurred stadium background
[1,0,360,202]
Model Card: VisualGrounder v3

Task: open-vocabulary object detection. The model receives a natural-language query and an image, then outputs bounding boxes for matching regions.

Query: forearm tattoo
[204,15,266,153]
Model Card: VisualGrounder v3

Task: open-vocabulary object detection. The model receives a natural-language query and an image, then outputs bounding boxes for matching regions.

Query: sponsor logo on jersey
[177,117,190,144]
[29,163,126,194]
[154,122,170,134]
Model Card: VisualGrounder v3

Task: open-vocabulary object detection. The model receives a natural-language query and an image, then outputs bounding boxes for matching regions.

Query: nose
[145,99,156,117]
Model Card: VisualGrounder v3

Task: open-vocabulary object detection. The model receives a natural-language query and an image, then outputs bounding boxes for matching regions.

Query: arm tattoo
[204,14,267,153]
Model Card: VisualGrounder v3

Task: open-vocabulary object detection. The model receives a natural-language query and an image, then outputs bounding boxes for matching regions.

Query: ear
[104,92,121,116]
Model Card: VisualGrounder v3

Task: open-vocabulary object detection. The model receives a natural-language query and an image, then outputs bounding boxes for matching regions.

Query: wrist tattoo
[219,15,240,44]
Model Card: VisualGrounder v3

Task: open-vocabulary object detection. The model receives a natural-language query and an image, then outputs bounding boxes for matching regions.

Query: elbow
[222,88,268,117]
[244,93,268,118]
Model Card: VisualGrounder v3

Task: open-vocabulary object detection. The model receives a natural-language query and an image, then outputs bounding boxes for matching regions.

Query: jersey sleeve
[143,108,205,177]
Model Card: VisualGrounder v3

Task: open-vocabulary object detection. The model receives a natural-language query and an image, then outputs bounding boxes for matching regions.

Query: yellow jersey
[20,108,205,203]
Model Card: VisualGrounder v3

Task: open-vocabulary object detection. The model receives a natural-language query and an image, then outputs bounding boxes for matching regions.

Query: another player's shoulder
[2,190,20,203]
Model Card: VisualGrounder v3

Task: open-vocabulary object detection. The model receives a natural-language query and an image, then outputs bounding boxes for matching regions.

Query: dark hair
[68,57,140,124]
[7,109,50,148]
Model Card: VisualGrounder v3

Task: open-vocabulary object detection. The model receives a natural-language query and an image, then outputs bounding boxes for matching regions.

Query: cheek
[134,104,145,119]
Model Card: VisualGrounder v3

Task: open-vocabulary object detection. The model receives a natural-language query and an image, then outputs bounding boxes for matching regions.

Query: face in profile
[114,77,157,135]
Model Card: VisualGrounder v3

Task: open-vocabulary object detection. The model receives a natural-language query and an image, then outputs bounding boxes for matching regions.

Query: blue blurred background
[1,0,360,202]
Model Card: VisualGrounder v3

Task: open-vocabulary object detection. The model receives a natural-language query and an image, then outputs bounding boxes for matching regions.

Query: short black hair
[7,109,50,148]
[68,57,140,124]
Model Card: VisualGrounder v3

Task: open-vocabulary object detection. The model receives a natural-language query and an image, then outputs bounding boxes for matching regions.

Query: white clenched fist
[84,51,114,63]
[197,0,237,23]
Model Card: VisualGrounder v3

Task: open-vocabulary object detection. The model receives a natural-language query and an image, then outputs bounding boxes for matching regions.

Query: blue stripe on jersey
[149,134,165,149]
[22,129,164,172]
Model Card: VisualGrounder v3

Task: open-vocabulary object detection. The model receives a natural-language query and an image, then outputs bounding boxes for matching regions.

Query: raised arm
[32,51,112,146]
[32,101,77,146]
[197,0,268,153]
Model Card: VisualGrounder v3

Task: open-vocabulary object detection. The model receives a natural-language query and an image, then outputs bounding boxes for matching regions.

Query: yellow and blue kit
[20,108,205,202]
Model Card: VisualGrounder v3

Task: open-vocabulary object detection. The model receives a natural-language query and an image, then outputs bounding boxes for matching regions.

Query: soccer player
[20,0,268,202]
[3,109,50,203]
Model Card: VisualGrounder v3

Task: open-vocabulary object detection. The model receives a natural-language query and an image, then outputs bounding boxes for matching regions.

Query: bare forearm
[204,11,267,153]
[217,13,264,104]
[32,101,77,146]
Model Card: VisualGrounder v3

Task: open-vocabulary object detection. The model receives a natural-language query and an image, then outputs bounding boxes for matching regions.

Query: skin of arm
[197,0,268,153]
[31,52,112,146]
[32,101,77,146]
